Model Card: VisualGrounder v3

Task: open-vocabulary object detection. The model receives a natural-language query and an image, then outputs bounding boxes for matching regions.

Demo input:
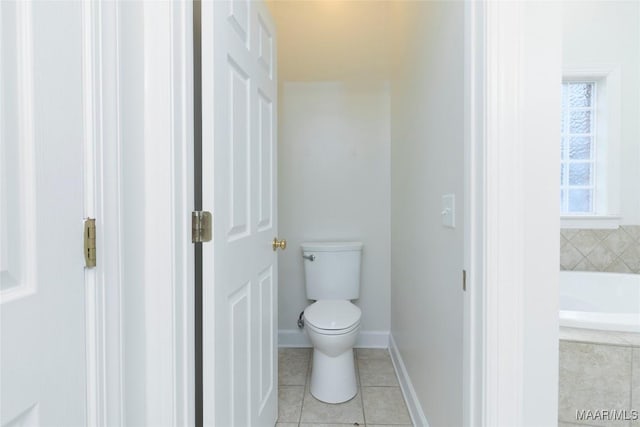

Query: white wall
[278,81,391,345]
[521,3,562,425]
[389,2,465,426]
[562,1,640,224]
[266,1,391,82]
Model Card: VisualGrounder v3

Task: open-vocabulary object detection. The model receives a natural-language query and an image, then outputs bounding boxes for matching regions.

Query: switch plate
[442,194,455,228]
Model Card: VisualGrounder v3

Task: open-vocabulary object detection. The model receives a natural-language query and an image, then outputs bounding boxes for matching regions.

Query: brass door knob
[272,238,287,251]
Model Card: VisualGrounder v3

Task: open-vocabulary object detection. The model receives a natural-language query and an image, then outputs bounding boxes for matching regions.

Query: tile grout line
[630,347,635,427]
[357,351,367,427]
[561,226,640,273]
[280,348,413,426]
[298,349,311,427]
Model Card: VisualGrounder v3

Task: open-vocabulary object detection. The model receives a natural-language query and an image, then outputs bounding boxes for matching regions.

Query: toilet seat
[305,319,360,336]
[304,300,361,334]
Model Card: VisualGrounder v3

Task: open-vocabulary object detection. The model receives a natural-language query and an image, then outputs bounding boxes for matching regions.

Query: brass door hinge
[192,211,212,243]
[84,218,96,268]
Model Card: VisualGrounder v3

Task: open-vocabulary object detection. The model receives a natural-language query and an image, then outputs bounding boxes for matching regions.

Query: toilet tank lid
[301,241,363,252]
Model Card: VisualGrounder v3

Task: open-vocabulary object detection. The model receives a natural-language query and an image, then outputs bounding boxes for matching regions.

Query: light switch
[441,194,455,228]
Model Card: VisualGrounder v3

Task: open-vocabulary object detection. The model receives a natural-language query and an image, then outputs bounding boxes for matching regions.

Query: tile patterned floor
[276,348,413,427]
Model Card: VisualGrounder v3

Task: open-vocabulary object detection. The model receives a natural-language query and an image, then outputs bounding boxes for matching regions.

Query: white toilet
[301,241,363,404]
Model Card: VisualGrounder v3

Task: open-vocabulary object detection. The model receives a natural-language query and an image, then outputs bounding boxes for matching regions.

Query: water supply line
[297,311,304,328]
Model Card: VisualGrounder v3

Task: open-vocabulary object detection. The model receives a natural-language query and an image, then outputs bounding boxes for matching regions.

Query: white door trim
[138,1,195,425]
[465,2,561,426]
[81,1,195,425]
[81,2,124,425]
[463,1,485,426]
[483,2,526,424]
[200,2,215,422]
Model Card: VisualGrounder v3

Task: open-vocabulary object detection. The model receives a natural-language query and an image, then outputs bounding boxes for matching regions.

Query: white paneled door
[1,1,87,426]
[201,1,278,426]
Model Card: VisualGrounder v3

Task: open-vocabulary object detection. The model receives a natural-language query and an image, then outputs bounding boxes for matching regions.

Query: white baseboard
[278,329,311,348]
[355,331,389,348]
[389,333,429,427]
[278,329,390,349]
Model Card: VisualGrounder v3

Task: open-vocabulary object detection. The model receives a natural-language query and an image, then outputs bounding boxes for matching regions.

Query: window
[560,81,597,214]
[560,67,622,228]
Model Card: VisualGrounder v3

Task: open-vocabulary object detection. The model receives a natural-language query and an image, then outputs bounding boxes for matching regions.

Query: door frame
[81,1,122,425]
[83,1,195,425]
[464,1,561,426]
[83,0,561,425]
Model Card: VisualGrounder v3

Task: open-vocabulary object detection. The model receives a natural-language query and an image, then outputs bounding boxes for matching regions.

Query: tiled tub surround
[559,329,640,427]
[560,226,640,273]
[277,348,412,426]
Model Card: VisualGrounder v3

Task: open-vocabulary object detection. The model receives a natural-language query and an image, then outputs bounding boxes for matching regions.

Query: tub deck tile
[560,327,640,347]
[559,341,632,427]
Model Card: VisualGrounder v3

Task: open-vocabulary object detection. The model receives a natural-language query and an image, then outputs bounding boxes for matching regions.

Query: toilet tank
[301,241,363,300]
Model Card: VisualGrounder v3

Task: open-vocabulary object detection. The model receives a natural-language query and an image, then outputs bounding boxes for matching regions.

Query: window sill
[560,215,621,229]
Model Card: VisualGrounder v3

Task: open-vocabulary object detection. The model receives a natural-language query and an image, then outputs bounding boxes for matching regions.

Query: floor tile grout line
[358,352,368,427]
[298,349,311,427]
[630,347,634,426]
[279,348,410,426]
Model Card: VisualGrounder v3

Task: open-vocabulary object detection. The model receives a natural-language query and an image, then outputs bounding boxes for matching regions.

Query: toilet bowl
[304,299,361,403]
[301,241,363,403]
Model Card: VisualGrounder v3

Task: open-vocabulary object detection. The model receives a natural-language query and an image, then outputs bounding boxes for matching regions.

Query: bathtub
[559,271,640,333]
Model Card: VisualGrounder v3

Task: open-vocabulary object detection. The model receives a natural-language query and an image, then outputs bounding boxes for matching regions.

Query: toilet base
[310,348,357,404]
